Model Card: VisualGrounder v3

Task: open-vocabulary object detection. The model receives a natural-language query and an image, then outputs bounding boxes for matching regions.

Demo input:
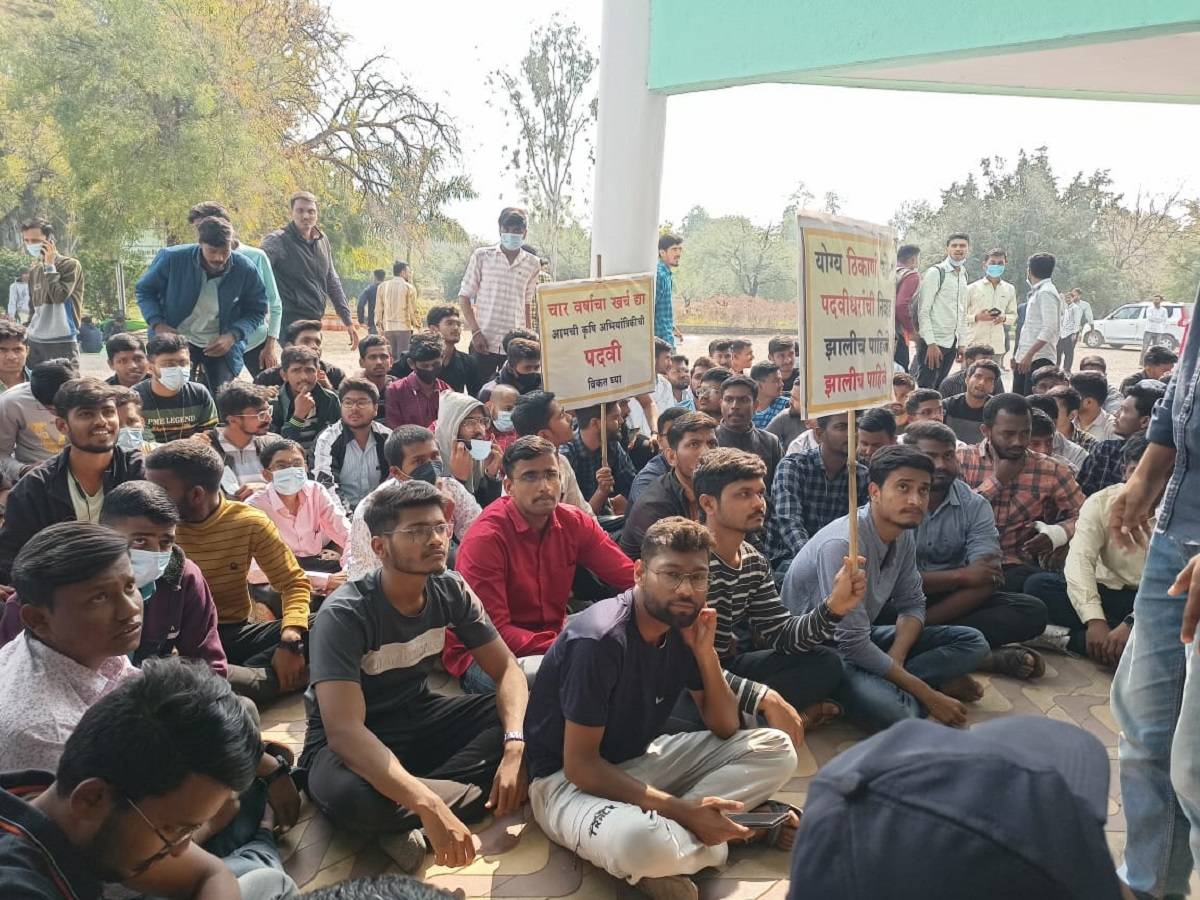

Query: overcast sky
[331,0,1200,239]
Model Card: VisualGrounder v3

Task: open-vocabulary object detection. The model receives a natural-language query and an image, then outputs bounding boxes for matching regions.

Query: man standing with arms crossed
[915,234,969,389]
[262,191,360,351]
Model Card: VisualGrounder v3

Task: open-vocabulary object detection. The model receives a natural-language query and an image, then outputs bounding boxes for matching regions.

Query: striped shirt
[175,497,311,629]
[708,541,841,660]
[458,245,540,352]
[135,381,218,442]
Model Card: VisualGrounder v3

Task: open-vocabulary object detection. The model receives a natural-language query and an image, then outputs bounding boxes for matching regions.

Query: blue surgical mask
[158,365,190,391]
[946,255,964,268]
[24,243,42,259]
[130,548,172,589]
[499,233,524,252]
[116,426,143,451]
[493,410,514,432]
[986,264,1005,278]
[271,466,307,496]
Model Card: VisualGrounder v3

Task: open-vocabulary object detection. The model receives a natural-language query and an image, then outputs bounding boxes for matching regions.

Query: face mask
[499,233,524,251]
[493,410,515,432]
[130,548,172,589]
[514,372,542,392]
[24,243,42,259]
[271,466,307,496]
[116,427,143,451]
[415,366,440,384]
[408,460,442,485]
[157,366,190,391]
[946,255,964,268]
[986,264,1005,278]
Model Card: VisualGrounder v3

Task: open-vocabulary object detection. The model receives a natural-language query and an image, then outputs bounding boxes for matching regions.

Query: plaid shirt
[766,447,868,567]
[957,440,1084,566]
[752,396,789,429]
[655,259,675,346]
[458,245,540,352]
[1077,435,1128,496]
[560,434,637,510]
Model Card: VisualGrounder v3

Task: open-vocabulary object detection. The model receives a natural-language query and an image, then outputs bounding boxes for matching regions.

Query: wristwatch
[279,637,306,656]
[502,731,525,745]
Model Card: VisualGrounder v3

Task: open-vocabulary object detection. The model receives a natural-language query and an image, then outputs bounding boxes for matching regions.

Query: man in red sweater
[444,435,635,693]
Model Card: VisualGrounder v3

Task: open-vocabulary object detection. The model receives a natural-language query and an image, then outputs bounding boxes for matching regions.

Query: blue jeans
[1112,531,1200,897]
[460,655,544,694]
[832,624,990,732]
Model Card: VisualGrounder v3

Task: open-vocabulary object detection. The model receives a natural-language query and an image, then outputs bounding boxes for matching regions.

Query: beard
[645,597,701,629]
[83,811,144,883]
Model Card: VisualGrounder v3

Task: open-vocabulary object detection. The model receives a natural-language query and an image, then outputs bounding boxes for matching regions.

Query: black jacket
[619,469,691,560]
[0,446,146,581]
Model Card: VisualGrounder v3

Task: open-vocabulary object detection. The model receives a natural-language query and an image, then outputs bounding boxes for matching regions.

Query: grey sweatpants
[529,728,797,884]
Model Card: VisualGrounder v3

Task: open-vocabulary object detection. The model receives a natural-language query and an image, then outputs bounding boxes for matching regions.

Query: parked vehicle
[1081,301,1188,352]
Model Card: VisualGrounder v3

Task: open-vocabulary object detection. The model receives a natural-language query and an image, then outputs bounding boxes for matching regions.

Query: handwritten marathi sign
[796,214,896,416]
[536,273,656,409]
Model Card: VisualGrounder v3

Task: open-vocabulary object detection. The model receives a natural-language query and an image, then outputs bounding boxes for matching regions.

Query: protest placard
[535,272,656,410]
[795,212,896,418]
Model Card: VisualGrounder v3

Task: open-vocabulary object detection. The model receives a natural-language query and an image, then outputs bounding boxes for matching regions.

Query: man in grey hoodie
[434,391,504,508]
[0,358,73,482]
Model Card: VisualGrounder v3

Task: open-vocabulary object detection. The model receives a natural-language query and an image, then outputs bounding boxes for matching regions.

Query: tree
[491,16,597,277]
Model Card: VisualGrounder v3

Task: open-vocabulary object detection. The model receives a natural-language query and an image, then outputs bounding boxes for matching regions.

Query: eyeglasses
[124,795,199,861]
[234,410,272,422]
[383,522,453,543]
[649,569,709,591]
[513,469,561,485]
[341,398,375,409]
[462,415,492,428]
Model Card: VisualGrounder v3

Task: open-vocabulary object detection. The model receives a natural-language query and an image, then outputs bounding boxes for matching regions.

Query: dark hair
[195,217,233,248]
[983,392,1031,426]
[641,516,713,563]
[385,425,435,468]
[506,337,540,365]
[29,359,77,406]
[1078,354,1106,373]
[658,233,683,253]
[500,328,538,353]
[901,420,958,447]
[372,268,387,281]
[967,359,1002,385]
[216,382,269,421]
[498,206,528,230]
[1143,346,1179,367]
[1031,365,1067,386]
[859,406,897,437]
[502,435,557,476]
[656,405,690,436]
[511,390,557,437]
[12,521,132,609]
[699,366,734,388]
[20,217,54,238]
[691,356,714,371]
[426,305,461,328]
[1028,252,1056,279]
[897,244,920,264]
[146,440,224,493]
[768,335,797,356]
[100,480,181,527]
[0,320,26,344]
[1026,394,1059,421]
[258,437,305,469]
[867,444,934,488]
[1122,433,1150,468]
[289,190,316,208]
[905,388,942,415]
[303,875,456,900]
[146,332,188,358]
[692,447,766,502]
[665,412,718,451]
[1047,385,1081,414]
[357,334,388,360]
[393,260,409,277]
[364,479,444,536]
[892,372,916,390]
[720,375,757,400]
[815,413,844,429]
[946,232,970,245]
[669,354,689,368]
[338,376,379,404]
[707,339,732,355]
[187,202,229,224]
[53,378,115,419]
[1070,369,1104,405]
[55,657,260,801]
[407,330,445,364]
[574,404,605,430]
[111,386,140,410]
[749,361,780,383]
[281,345,320,371]
[105,332,144,360]
[961,344,994,361]
[283,319,323,345]
[1030,408,1055,438]
[984,247,1007,260]
[729,338,752,354]
[1126,379,1166,419]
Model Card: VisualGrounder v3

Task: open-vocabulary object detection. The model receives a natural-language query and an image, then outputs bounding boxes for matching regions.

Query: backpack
[905,264,945,337]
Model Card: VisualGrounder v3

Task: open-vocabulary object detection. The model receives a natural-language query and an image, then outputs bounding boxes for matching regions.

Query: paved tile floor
[260,652,1158,897]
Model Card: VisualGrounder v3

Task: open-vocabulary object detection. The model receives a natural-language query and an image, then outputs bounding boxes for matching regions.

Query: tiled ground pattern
[259,654,1165,898]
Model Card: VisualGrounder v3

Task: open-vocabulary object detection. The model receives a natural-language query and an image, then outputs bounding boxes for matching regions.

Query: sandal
[799,701,842,731]
[989,645,1046,680]
[733,801,803,851]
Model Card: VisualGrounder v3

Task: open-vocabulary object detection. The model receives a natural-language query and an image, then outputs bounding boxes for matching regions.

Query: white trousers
[529,728,797,884]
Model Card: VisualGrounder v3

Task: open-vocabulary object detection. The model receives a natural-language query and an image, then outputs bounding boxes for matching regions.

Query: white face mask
[116,427,143,451]
[271,466,307,496]
[946,255,964,268]
[129,548,172,589]
[157,365,190,391]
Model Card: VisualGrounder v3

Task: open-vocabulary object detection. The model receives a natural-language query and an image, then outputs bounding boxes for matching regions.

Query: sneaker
[378,829,428,873]
[636,875,699,900]
[1025,625,1070,653]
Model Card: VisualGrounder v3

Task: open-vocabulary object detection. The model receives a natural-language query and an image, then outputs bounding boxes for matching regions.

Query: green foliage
[673,209,795,304]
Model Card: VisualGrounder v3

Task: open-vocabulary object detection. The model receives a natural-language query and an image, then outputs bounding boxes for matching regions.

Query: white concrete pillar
[591,0,666,278]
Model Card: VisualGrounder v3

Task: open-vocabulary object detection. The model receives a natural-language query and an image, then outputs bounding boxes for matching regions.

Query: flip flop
[799,700,842,731]
[990,645,1046,680]
[735,801,803,851]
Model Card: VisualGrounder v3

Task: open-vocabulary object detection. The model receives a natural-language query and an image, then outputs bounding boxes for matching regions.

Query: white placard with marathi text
[796,212,896,417]
[536,273,656,410]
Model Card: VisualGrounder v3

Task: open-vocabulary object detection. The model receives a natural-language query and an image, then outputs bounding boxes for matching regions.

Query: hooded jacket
[434,391,500,504]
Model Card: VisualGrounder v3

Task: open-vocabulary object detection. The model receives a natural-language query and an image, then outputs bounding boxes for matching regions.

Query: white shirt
[178,273,223,345]
[1147,305,1169,332]
[964,278,1017,350]
[786,429,820,456]
[7,283,29,320]
[1076,409,1117,443]
[1016,279,1062,363]
[1060,302,1084,338]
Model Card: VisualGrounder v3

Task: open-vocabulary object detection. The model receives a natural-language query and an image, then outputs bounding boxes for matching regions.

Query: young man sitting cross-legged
[302,479,530,872]
[525,517,801,900]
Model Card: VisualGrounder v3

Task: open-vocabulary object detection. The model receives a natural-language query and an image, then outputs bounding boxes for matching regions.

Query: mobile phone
[988,308,1002,317]
[727,810,794,829]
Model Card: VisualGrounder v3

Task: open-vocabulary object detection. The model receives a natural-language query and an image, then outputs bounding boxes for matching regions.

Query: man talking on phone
[524,517,801,900]
[20,217,84,368]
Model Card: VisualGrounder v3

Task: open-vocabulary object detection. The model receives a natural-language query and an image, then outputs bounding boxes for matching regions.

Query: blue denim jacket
[1148,293,1200,540]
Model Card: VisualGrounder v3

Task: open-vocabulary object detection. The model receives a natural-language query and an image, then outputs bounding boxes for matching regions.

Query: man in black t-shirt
[525,517,799,896]
[942,359,1000,445]
[303,479,529,872]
